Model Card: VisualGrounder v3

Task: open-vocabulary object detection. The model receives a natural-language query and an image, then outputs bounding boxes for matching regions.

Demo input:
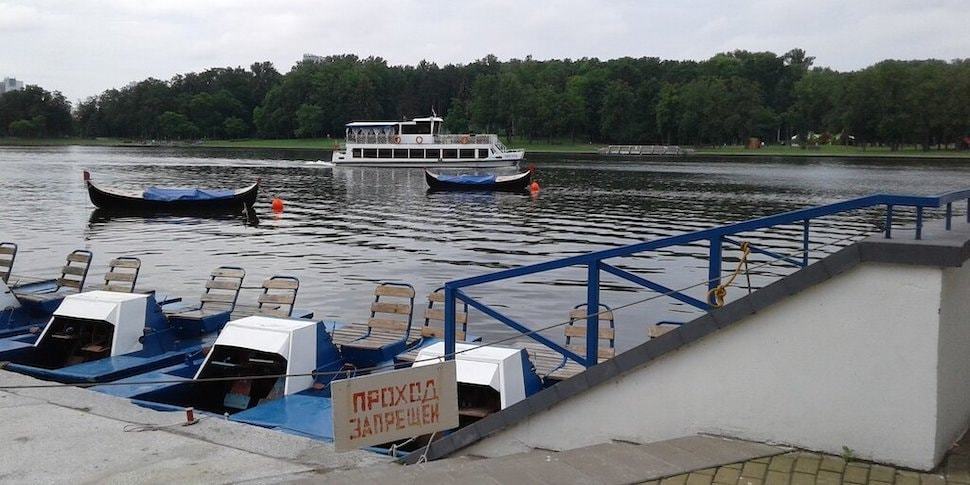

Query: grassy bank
[3,136,968,158]
[0,137,130,146]
[502,139,604,153]
[695,144,970,158]
[199,138,339,149]
[200,137,606,153]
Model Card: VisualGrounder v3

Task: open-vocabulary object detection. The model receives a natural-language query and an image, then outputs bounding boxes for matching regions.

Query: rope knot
[707,241,753,308]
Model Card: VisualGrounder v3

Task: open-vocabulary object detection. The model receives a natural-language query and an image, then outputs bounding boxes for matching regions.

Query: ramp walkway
[428,187,970,471]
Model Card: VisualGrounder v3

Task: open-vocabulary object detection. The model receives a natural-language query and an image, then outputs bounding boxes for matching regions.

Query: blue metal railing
[442,189,970,368]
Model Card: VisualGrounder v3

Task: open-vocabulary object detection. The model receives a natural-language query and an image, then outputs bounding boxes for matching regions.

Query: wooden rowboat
[84,171,259,213]
[425,169,532,192]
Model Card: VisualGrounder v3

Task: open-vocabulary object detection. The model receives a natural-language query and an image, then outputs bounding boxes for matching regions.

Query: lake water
[1,146,967,351]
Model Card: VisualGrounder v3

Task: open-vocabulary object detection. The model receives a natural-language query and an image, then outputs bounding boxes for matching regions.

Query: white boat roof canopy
[345,116,443,128]
[345,121,398,127]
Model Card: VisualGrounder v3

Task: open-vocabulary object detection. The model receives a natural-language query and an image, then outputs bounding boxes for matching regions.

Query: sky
[1,0,968,102]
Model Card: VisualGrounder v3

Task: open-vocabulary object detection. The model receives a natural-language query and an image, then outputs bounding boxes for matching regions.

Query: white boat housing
[414,342,540,410]
[196,316,322,395]
[331,116,524,168]
[36,291,149,356]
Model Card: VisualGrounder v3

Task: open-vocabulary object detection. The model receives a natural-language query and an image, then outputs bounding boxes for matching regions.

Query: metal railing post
[915,207,924,240]
[885,205,894,239]
[708,237,722,305]
[586,261,600,368]
[444,284,456,361]
[946,203,953,230]
[802,220,810,267]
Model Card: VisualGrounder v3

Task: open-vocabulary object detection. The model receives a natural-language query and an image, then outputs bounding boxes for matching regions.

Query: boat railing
[435,134,495,145]
[344,133,508,147]
[440,188,970,369]
[346,133,394,144]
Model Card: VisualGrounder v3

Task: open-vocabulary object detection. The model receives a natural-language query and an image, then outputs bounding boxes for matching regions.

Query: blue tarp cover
[142,187,235,201]
[437,174,496,185]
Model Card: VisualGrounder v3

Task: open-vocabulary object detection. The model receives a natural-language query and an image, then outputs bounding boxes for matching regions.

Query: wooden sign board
[332,360,459,452]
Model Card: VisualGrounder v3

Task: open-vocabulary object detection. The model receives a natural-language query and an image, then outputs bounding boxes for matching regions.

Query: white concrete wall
[936,261,970,461]
[464,262,955,470]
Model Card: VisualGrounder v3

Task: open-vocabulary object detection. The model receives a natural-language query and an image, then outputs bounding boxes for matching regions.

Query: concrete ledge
[0,370,390,483]
[858,226,970,267]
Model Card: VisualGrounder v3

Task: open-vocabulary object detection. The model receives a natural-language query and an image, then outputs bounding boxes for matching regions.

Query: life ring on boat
[415,136,424,144]
[459,135,470,144]
[392,135,401,144]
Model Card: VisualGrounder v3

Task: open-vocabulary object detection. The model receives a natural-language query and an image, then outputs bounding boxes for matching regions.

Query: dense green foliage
[0,85,73,137]
[5,50,970,149]
[74,62,281,140]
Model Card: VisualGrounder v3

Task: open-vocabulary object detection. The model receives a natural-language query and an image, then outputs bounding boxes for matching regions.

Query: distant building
[0,77,24,94]
[302,54,326,63]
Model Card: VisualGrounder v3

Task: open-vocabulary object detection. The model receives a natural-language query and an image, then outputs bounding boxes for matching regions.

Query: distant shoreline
[2,137,969,160]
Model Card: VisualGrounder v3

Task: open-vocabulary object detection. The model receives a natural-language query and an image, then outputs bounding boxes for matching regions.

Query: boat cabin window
[409,149,424,158]
[426,149,441,159]
[478,149,489,158]
[378,149,392,158]
[362,148,377,158]
[458,382,501,423]
[393,149,408,158]
[32,316,114,369]
[443,149,458,159]
[196,345,289,413]
[459,149,475,159]
[352,148,362,158]
[401,121,432,135]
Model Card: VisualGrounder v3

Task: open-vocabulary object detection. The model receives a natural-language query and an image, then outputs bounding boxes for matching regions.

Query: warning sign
[332,360,459,452]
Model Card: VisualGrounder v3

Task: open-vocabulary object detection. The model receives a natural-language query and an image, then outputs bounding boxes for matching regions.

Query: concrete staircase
[306,435,784,485]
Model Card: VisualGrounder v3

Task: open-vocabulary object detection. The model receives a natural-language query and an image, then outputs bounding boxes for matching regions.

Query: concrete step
[308,435,785,485]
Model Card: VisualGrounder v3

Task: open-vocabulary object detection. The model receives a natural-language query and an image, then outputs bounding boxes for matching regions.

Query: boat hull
[87,181,259,213]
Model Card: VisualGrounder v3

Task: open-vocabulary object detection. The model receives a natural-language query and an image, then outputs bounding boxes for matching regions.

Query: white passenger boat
[331,116,524,168]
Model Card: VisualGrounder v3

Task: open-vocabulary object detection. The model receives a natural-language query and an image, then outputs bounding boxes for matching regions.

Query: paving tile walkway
[645,433,970,485]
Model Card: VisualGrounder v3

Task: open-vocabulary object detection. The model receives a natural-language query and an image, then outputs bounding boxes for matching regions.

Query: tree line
[3,50,969,149]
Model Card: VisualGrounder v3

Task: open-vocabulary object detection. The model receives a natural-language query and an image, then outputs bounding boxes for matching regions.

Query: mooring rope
[707,241,752,308]
[0,230,869,391]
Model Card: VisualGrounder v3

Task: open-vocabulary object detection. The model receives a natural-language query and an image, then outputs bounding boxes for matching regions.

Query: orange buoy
[530,181,540,192]
[271,196,284,212]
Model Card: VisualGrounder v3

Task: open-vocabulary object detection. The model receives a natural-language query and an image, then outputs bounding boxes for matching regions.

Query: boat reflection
[87,208,259,228]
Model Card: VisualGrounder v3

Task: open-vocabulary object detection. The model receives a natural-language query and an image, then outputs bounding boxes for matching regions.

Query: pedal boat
[0,291,224,384]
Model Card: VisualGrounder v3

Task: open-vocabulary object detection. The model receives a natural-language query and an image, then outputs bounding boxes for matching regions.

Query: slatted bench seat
[520,304,616,382]
[0,242,17,283]
[229,276,300,319]
[332,283,418,365]
[165,266,245,323]
[14,249,93,305]
[89,257,141,293]
[396,287,471,363]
